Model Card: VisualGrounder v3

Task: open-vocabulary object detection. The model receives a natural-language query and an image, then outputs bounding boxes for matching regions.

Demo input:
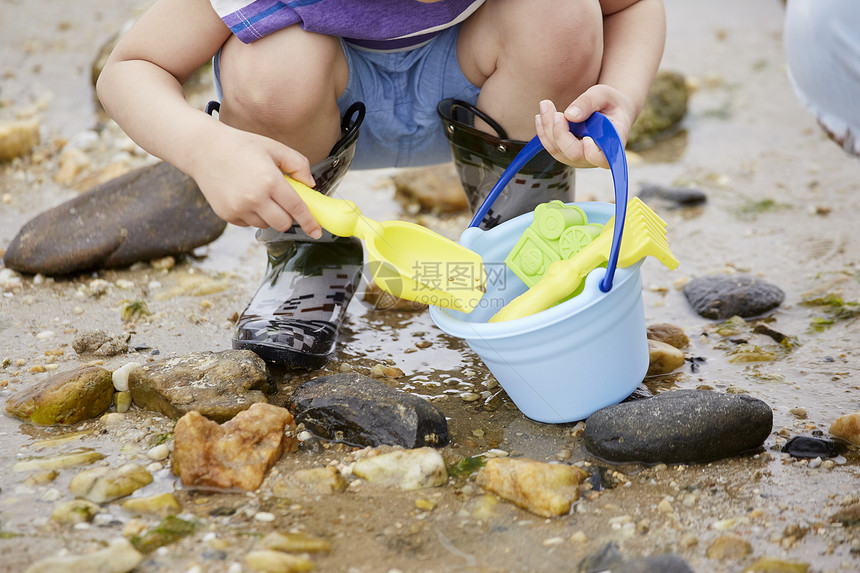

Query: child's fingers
[272,145,315,188]
[279,180,323,239]
[581,136,610,169]
[255,201,295,233]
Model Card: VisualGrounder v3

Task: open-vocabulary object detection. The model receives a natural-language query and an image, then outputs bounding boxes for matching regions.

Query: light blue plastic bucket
[429,202,648,424]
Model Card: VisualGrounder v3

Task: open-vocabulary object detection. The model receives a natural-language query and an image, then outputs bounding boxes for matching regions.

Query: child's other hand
[535,85,636,169]
[192,126,322,238]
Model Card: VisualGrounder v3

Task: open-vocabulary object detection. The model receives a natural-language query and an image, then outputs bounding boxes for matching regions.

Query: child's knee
[218,29,345,120]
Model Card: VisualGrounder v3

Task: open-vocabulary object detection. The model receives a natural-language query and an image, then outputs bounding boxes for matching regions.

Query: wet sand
[2,0,860,571]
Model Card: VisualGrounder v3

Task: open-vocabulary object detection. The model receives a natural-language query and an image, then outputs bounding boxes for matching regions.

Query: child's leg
[438,0,602,228]
[216,26,349,165]
[457,0,603,140]
[216,27,362,368]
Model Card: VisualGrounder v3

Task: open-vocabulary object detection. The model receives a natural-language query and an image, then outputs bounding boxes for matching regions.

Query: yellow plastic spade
[286,176,486,312]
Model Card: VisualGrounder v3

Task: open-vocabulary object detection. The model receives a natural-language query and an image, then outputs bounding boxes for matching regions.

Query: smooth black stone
[288,373,449,448]
[638,184,707,208]
[783,436,842,459]
[683,274,785,320]
[4,161,226,275]
[583,389,773,464]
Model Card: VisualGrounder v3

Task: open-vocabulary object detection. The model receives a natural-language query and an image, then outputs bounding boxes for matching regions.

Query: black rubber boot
[438,98,575,229]
[232,103,365,369]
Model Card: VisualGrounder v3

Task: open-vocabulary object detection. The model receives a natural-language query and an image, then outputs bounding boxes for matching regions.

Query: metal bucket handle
[468,112,628,293]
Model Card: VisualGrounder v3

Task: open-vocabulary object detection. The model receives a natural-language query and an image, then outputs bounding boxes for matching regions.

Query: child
[97,0,666,368]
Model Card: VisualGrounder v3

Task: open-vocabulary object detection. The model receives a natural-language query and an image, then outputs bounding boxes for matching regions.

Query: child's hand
[191,126,322,238]
[535,85,636,169]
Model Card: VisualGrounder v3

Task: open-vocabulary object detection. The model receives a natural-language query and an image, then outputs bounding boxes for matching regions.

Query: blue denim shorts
[215,24,480,170]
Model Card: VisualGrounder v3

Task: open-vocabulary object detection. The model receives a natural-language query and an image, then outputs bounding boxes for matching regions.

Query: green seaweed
[447,456,486,478]
[149,431,174,448]
[733,198,791,218]
[131,515,197,553]
[121,299,151,322]
[801,295,860,332]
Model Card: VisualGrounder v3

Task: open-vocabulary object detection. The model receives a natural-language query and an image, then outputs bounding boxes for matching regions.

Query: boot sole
[232,339,331,370]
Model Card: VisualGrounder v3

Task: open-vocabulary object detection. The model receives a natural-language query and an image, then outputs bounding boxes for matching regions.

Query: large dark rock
[683,274,785,319]
[288,373,449,448]
[128,350,268,423]
[4,161,226,275]
[583,389,772,464]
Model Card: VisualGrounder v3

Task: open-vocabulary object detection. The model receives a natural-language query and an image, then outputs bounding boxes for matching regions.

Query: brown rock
[172,403,298,491]
[5,365,114,425]
[647,339,686,376]
[829,411,860,446]
[128,350,268,422]
[646,322,689,349]
[706,533,752,560]
[475,457,588,518]
[392,164,469,213]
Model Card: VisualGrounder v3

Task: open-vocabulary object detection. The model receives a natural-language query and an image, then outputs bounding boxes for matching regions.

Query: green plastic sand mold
[490,197,680,323]
[505,200,604,288]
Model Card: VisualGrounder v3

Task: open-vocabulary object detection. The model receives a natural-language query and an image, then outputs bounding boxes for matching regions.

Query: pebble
[570,531,588,543]
[254,512,276,522]
[172,403,296,491]
[782,436,841,459]
[475,457,587,518]
[51,499,101,524]
[257,531,331,554]
[13,448,106,472]
[112,362,140,392]
[683,274,785,319]
[244,550,313,573]
[829,411,860,446]
[706,533,752,560]
[742,557,810,572]
[647,339,686,376]
[23,538,143,573]
[352,447,448,490]
[646,323,690,349]
[115,391,132,413]
[122,492,181,516]
[289,373,448,448]
[147,444,170,461]
[69,463,153,503]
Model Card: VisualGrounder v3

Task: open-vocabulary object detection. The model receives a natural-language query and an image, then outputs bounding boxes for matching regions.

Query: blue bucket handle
[468,112,628,293]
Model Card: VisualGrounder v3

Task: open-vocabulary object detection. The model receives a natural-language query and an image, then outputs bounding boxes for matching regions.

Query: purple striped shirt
[212,0,485,49]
